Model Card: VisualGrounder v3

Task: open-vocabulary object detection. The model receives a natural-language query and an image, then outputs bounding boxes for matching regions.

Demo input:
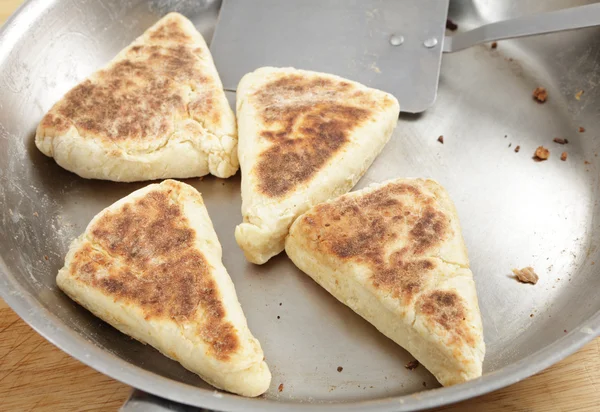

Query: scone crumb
[575,90,584,100]
[561,152,567,161]
[446,19,458,31]
[405,360,420,370]
[579,127,585,133]
[43,255,49,261]
[512,267,539,284]
[533,87,548,103]
[515,145,520,153]
[33,212,39,217]
[553,138,568,145]
[437,135,444,144]
[585,160,591,165]
[534,146,550,160]
[337,366,343,372]
[278,383,284,392]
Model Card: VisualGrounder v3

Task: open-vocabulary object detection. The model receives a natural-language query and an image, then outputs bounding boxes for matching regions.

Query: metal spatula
[210,0,600,113]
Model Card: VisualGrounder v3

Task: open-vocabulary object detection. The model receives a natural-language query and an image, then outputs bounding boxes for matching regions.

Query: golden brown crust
[69,189,238,360]
[417,290,474,346]
[147,19,195,44]
[250,74,393,198]
[296,181,449,305]
[40,16,220,146]
[294,180,480,349]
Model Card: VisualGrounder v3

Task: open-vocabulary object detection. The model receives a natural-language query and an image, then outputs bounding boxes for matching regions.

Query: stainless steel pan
[1,1,599,411]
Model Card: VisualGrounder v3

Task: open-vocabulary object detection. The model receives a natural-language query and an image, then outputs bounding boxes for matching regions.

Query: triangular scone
[57,180,270,397]
[36,13,237,182]
[235,67,400,264]
[285,178,485,386]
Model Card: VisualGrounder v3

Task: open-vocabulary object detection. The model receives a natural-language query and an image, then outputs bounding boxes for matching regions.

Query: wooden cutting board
[1,298,599,411]
[0,1,599,410]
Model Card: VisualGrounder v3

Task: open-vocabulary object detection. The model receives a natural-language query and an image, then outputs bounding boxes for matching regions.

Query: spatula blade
[210,0,448,113]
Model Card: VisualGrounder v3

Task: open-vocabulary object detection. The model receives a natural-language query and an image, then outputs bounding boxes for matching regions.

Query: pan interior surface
[0,0,599,409]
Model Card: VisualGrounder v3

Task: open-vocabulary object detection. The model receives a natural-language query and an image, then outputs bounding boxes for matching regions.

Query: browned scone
[235,67,400,264]
[57,180,270,396]
[285,178,485,386]
[36,13,237,182]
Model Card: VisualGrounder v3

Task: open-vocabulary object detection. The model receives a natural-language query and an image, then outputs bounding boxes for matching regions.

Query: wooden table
[2,298,599,412]
[0,0,599,410]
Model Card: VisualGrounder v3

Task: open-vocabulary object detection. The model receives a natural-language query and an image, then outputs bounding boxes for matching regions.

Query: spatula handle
[443,3,600,53]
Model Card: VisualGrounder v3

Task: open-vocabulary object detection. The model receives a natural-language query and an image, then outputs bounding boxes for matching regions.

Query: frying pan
[1,0,599,411]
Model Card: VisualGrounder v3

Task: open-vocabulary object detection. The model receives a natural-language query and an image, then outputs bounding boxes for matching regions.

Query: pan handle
[443,2,600,52]
[120,389,216,412]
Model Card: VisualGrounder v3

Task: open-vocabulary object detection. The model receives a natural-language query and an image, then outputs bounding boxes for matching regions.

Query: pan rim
[1,0,599,410]
[2,265,599,411]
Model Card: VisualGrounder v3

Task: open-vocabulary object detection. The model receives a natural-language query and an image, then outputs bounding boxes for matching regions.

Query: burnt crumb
[561,152,567,161]
[337,366,343,372]
[43,255,49,261]
[553,138,568,145]
[446,19,458,31]
[575,90,584,100]
[277,315,280,319]
[422,382,427,387]
[278,383,284,392]
[405,360,420,370]
[491,41,498,49]
[512,267,539,284]
[279,302,282,306]
[532,87,548,103]
[530,314,534,318]
[437,135,444,144]
[534,146,550,161]
[515,145,520,153]
[579,126,585,133]
[564,329,568,333]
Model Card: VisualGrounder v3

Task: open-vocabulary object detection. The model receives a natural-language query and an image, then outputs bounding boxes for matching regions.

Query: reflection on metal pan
[0,0,599,411]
